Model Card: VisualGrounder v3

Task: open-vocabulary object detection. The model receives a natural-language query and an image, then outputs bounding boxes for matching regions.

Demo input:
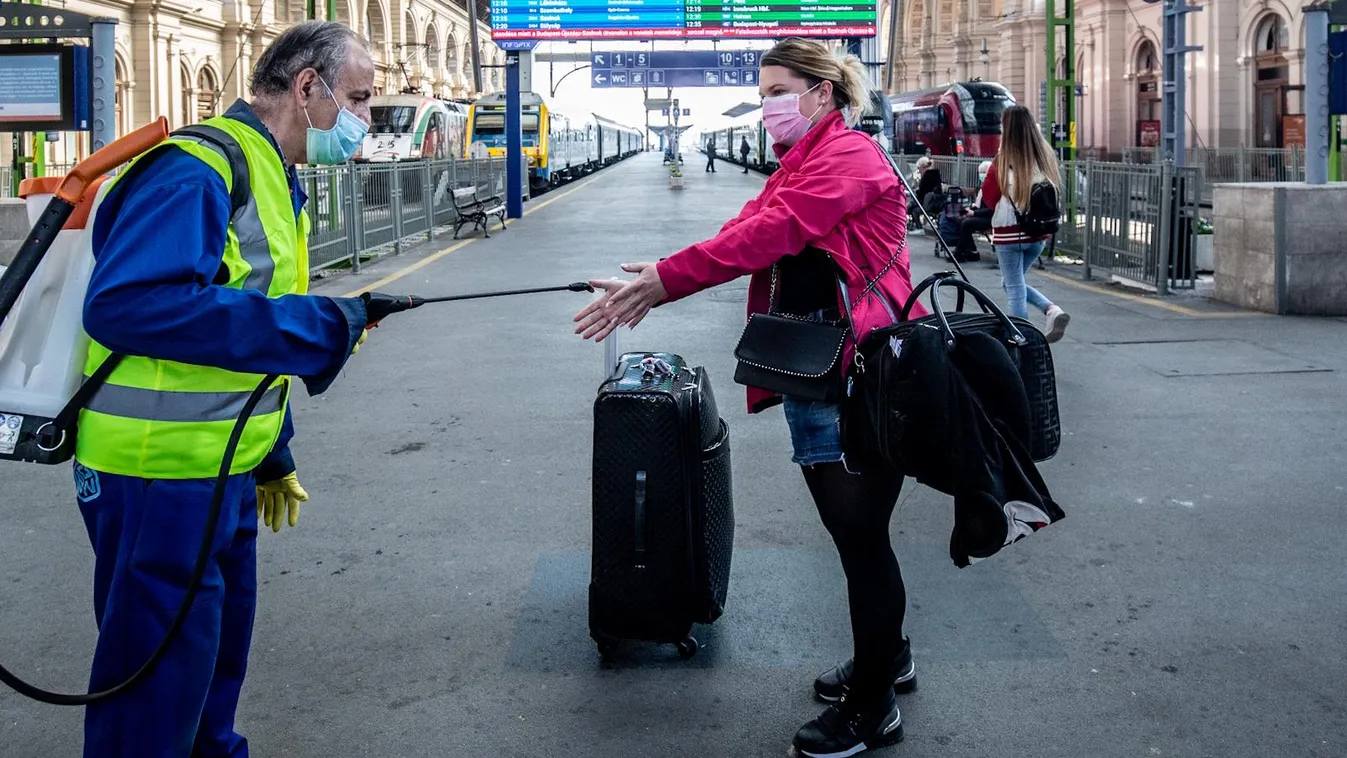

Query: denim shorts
[782,396,845,466]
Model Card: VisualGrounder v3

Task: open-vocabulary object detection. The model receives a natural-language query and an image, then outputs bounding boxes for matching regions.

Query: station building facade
[4,0,500,167]
[876,0,1316,155]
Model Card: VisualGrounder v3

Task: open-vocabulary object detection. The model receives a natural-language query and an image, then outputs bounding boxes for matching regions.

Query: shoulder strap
[171,124,251,218]
[43,124,252,444]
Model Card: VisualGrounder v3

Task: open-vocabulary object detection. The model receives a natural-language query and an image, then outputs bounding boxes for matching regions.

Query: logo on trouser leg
[74,463,102,502]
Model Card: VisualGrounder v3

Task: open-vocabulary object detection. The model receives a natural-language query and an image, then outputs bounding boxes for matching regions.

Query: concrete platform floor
[2,152,1346,757]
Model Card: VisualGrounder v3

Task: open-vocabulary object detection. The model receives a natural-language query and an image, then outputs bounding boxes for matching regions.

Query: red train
[888,81,1016,158]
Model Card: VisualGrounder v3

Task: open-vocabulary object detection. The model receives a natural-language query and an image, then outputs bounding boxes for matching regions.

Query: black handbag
[853,272,1062,463]
[732,263,849,403]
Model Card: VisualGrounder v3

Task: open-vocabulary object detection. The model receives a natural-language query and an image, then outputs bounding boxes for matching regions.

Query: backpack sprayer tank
[0,118,170,466]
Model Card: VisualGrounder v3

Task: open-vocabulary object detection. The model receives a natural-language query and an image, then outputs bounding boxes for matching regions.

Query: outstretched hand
[573,262,667,341]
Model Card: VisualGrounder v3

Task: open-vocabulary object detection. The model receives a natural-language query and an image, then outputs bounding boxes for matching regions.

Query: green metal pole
[1045,0,1055,144]
[1332,13,1343,180]
[1045,0,1075,161]
[326,0,335,20]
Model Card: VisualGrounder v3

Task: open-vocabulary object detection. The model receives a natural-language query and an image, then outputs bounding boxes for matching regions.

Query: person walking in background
[705,137,717,172]
[740,135,751,172]
[981,105,1070,343]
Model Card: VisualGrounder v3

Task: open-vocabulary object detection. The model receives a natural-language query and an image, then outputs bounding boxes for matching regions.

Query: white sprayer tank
[0,175,111,431]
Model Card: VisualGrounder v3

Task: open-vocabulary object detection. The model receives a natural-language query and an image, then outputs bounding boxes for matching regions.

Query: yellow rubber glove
[256,472,309,532]
[351,329,368,355]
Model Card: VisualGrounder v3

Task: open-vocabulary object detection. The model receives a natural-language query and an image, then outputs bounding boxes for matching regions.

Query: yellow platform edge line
[1038,269,1265,319]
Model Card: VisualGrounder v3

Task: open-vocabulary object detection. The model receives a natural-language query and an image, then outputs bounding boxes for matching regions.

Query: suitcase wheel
[676,636,698,660]
[596,639,617,660]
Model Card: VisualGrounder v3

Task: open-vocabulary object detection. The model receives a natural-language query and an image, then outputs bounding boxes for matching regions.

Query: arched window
[1251,14,1292,147]
[197,67,219,121]
[114,56,129,137]
[1133,39,1162,145]
[365,1,387,63]
[445,32,460,84]
[181,63,193,126]
[1136,40,1158,74]
[426,25,441,78]
[1255,14,1289,54]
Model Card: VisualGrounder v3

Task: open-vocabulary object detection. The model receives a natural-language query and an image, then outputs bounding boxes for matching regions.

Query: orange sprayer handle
[53,117,170,204]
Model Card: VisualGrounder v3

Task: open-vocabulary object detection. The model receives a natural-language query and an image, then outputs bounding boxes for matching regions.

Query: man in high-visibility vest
[73,20,395,757]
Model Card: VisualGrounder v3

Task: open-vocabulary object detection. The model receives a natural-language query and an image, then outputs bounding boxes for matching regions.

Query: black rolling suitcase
[589,344,734,660]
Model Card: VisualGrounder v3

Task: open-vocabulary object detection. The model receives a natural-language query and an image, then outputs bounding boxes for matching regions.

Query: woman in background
[980,105,1071,342]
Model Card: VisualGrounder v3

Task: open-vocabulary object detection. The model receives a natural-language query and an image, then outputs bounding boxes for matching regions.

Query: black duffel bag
[847,272,1061,467]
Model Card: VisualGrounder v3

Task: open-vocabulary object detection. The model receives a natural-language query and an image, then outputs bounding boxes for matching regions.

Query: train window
[371,106,416,135]
[426,112,446,158]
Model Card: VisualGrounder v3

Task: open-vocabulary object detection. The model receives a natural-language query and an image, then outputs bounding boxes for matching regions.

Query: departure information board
[488,0,877,40]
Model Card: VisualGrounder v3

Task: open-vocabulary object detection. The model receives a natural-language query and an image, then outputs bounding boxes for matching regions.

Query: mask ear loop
[304,73,341,129]
[804,82,828,121]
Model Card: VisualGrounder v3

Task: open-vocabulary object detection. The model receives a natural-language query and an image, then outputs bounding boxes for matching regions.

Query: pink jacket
[657,111,926,413]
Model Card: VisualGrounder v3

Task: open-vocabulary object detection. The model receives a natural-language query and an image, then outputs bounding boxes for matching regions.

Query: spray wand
[360,281,596,328]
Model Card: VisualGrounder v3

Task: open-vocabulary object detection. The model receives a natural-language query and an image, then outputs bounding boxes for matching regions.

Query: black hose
[415,281,594,304]
[0,374,279,705]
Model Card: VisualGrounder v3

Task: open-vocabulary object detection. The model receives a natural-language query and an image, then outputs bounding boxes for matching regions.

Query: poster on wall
[1282,115,1305,147]
[1137,120,1160,148]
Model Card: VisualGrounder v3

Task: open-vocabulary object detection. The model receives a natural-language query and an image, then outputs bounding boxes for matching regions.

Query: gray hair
[250,20,366,97]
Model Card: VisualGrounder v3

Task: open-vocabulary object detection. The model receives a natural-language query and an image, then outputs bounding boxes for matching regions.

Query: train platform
[3,152,1347,757]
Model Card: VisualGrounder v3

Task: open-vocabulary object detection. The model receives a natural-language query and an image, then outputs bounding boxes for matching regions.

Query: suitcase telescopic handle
[633,470,648,563]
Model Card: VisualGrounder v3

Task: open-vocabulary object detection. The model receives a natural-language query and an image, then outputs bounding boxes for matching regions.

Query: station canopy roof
[722,102,762,118]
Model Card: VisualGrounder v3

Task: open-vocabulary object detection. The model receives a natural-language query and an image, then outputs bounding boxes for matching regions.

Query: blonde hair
[760,37,871,127]
[995,105,1061,210]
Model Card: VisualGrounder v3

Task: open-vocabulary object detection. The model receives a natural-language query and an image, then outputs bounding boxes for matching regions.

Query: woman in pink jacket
[574,37,922,758]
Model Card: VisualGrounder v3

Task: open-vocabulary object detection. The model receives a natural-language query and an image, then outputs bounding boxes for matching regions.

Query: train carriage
[888,81,1016,157]
[359,94,467,163]
[467,92,642,194]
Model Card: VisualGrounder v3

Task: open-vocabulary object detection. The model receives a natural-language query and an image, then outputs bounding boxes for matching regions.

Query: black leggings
[802,461,907,702]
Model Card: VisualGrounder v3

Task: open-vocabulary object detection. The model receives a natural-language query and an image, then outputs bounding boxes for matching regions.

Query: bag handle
[921,277,1029,351]
[899,271,983,320]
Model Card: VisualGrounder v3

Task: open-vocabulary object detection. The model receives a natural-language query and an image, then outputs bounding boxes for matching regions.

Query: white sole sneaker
[1045,309,1070,343]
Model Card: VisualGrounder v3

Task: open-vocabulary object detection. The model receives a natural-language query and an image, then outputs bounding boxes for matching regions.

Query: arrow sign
[594,72,608,85]
[594,54,607,67]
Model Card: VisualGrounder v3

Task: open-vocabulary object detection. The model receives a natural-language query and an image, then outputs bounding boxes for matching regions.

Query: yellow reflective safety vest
[75,115,312,479]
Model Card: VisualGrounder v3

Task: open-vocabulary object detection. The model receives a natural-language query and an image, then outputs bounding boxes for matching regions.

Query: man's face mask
[304,74,368,165]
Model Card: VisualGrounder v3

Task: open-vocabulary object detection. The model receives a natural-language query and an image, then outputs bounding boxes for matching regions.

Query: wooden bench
[451,186,507,239]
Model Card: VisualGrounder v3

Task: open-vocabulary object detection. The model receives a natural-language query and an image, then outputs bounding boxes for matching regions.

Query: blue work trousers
[76,464,259,758]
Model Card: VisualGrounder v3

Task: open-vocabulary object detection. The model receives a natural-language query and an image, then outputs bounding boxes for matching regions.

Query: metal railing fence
[1121,146,1305,206]
[895,152,1201,293]
[298,156,516,273]
[2,157,521,275]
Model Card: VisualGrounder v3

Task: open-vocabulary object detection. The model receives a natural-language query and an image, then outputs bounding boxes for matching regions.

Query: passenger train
[699,90,894,173]
[889,81,1015,157]
[357,94,470,163]
[700,81,1016,172]
[467,92,644,195]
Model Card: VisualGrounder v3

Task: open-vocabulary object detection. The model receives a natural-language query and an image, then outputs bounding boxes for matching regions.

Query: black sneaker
[793,690,904,758]
[814,639,916,702]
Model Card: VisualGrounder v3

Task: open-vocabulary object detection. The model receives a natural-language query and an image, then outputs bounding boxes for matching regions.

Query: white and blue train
[467,92,644,194]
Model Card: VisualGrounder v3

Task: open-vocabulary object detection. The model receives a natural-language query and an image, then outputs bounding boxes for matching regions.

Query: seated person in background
[955,160,995,261]
[907,156,944,226]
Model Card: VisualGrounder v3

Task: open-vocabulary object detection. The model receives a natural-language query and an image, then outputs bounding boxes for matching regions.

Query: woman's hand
[572,262,667,341]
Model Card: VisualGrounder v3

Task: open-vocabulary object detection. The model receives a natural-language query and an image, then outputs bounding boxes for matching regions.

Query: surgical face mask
[304,75,368,165]
[762,82,824,147]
